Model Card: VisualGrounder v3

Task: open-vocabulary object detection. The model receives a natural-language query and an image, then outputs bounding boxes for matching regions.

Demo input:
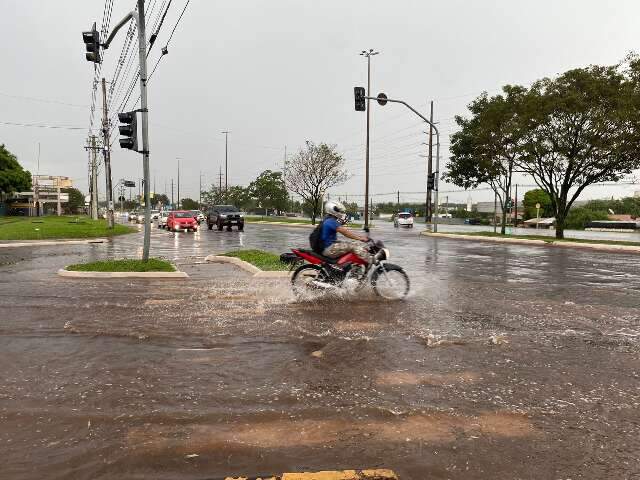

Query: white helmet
[325,201,347,221]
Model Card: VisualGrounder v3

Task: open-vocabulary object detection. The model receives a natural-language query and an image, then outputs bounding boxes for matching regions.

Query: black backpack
[309,219,325,253]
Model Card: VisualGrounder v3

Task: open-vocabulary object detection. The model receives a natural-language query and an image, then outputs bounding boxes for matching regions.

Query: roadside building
[10,175,72,216]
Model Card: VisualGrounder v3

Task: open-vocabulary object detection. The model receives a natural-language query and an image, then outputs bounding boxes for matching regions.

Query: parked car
[207,205,244,231]
[394,212,414,228]
[190,210,205,224]
[464,218,481,225]
[158,211,169,229]
[151,210,160,220]
[167,210,198,232]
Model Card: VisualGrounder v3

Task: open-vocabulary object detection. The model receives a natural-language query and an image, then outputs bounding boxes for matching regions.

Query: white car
[151,210,160,220]
[158,211,169,229]
[394,212,414,228]
[191,210,205,224]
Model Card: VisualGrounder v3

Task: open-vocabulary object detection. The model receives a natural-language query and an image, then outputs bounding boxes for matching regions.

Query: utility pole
[427,100,434,223]
[101,78,114,228]
[90,135,98,220]
[514,184,518,228]
[360,49,379,230]
[218,166,223,192]
[34,143,40,217]
[176,158,180,209]
[199,171,203,208]
[221,131,230,195]
[397,190,400,208]
[171,178,174,209]
[493,192,497,233]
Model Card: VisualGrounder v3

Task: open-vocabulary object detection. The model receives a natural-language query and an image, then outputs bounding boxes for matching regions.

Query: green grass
[439,231,640,247]
[222,249,289,271]
[245,215,363,228]
[66,258,175,272]
[0,216,135,240]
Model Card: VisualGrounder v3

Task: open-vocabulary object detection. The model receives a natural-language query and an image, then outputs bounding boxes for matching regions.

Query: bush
[565,207,609,230]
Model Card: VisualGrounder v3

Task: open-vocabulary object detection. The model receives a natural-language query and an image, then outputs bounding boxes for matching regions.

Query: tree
[201,185,225,206]
[0,144,31,198]
[227,186,253,210]
[180,198,199,210]
[249,170,288,214]
[518,60,640,238]
[445,86,528,233]
[284,141,348,224]
[522,188,552,220]
[154,193,170,207]
[62,187,85,214]
[202,185,253,210]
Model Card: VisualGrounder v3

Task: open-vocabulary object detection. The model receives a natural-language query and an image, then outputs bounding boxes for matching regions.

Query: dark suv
[207,205,245,231]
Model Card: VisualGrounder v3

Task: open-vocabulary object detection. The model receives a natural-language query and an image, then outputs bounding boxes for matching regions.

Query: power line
[0,91,88,109]
[0,120,86,131]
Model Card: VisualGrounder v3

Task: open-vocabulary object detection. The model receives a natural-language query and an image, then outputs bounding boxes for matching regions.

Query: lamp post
[360,49,379,229]
[221,131,230,197]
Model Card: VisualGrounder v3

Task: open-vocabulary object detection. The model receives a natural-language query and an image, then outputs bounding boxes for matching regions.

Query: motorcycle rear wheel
[291,264,324,296]
[371,263,410,300]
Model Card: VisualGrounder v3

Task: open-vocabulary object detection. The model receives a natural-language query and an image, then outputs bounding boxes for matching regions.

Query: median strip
[205,249,291,278]
[422,231,640,253]
[58,258,188,278]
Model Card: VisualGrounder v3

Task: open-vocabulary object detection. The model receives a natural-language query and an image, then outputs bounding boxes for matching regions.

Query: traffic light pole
[364,95,441,232]
[101,78,114,229]
[103,2,152,260]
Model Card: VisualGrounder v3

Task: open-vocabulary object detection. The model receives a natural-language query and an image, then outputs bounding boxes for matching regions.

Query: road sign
[124,180,136,187]
[59,193,69,202]
[377,92,388,106]
[535,203,541,209]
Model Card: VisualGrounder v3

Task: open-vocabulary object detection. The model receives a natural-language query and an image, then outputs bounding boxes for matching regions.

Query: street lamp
[221,131,230,197]
[360,49,379,229]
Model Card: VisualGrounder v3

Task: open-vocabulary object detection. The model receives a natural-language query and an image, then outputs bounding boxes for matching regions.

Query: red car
[167,210,198,232]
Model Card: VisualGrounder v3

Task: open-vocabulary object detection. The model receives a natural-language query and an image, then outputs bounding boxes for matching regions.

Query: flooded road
[1,223,639,479]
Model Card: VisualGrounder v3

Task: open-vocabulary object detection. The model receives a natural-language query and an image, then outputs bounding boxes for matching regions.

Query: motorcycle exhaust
[309,280,337,290]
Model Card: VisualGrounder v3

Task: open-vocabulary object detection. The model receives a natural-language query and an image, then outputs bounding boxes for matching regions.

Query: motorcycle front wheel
[371,263,410,300]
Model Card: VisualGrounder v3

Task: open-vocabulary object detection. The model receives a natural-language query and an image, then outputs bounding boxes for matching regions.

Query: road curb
[247,220,314,228]
[0,238,108,248]
[57,268,188,278]
[216,469,398,479]
[422,231,640,253]
[247,221,369,229]
[204,255,291,278]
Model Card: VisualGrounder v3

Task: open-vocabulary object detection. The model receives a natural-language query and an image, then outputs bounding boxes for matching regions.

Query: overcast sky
[2,0,640,206]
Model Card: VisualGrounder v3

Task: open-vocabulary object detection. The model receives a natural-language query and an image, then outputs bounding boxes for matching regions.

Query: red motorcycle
[290,239,410,300]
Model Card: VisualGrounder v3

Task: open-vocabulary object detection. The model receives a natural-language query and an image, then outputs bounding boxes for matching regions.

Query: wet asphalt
[0,221,639,479]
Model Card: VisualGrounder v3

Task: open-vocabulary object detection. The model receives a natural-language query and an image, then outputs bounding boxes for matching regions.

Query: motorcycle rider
[321,201,371,261]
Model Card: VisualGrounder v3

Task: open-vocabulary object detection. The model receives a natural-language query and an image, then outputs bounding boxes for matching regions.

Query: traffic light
[427,173,435,190]
[118,111,138,151]
[82,22,101,63]
[354,87,366,111]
